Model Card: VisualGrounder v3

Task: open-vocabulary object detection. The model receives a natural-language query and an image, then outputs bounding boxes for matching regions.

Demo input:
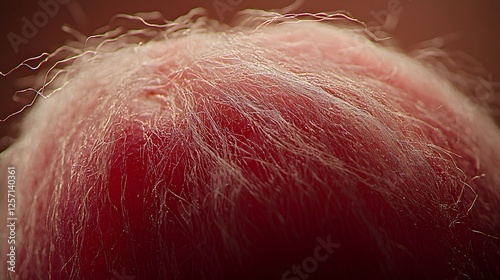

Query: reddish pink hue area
[9,24,500,279]
[47,81,499,279]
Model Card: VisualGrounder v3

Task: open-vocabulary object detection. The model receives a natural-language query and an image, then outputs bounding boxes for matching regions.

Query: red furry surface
[1,12,499,280]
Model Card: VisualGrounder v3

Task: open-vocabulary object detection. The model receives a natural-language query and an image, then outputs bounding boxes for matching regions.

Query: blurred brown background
[1,0,499,151]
